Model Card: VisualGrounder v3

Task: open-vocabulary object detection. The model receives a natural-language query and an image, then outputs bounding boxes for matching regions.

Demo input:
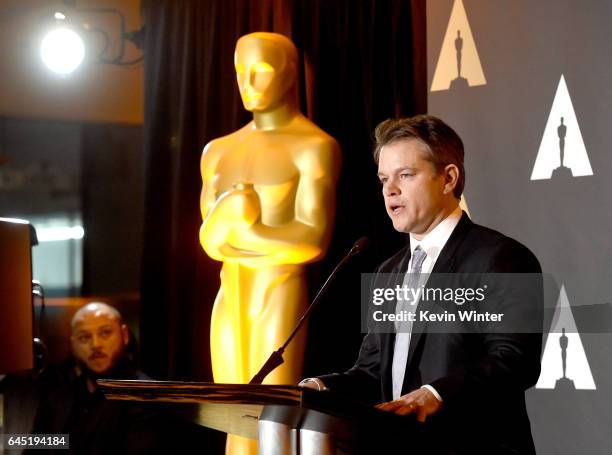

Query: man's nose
[383,178,400,197]
[91,334,103,348]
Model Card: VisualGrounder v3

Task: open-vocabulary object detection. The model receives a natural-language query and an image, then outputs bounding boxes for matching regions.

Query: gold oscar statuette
[199,32,341,455]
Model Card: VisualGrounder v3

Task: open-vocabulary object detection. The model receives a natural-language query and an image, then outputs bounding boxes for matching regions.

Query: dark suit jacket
[319,212,543,455]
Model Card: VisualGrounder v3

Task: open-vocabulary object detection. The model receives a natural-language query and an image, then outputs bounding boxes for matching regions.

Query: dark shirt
[29,357,163,454]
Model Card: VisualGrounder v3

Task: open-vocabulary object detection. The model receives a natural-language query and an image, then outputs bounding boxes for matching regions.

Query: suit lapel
[404,213,473,378]
[429,212,472,274]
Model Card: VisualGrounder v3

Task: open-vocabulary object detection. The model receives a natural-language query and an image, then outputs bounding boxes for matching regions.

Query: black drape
[140,0,426,382]
[139,0,285,380]
[293,0,427,377]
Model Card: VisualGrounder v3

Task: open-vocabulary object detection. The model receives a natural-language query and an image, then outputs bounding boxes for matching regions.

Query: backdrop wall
[427,1,612,453]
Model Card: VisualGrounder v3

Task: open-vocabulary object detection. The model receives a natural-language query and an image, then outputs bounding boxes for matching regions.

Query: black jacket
[29,357,162,455]
[319,212,543,455]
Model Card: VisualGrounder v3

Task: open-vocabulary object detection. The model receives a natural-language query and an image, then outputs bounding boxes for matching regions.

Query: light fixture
[40,15,85,75]
[39,1,144,76]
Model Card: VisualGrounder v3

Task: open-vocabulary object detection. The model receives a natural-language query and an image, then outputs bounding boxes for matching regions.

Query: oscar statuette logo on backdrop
[536,285,596,391]
[531,74,594,181]
[430,0,486,92]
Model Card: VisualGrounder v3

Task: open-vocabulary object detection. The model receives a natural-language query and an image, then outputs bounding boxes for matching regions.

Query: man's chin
[81,355,128,379]
[392,219,415,234]
[82,357,114,376]
[76,352,131,380]
[85,365,113,377]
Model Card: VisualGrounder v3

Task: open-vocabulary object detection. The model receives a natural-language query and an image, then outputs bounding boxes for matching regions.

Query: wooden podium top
[98,380,303,404]
[97,380,407,442]
[98,380,303,439]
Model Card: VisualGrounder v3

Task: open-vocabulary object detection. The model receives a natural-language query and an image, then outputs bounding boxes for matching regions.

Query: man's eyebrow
[377,166,416,177]
[98,324,115,330]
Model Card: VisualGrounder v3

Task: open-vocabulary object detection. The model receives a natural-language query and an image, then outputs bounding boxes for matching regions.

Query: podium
[97,380,420,454]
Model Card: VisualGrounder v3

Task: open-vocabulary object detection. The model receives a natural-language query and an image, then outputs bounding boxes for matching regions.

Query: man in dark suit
[300,115,542,454]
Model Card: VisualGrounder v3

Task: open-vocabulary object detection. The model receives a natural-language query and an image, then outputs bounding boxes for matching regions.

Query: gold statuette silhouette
[199,32,340,454]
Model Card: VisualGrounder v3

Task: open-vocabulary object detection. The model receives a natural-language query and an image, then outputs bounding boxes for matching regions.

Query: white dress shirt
[392,206,463,400]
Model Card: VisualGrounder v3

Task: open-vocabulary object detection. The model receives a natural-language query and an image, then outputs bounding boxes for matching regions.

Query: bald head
[71,302,129,375]
[71,302,122,329]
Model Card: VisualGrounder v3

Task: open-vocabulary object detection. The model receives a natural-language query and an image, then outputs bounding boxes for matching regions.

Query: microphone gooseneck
[249,237,369,385]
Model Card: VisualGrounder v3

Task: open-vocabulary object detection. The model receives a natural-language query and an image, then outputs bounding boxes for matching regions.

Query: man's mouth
[89,353,107,361]
[389,204,404,215]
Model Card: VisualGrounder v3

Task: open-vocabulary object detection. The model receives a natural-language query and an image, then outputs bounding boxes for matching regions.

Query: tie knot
[410,246,427,273]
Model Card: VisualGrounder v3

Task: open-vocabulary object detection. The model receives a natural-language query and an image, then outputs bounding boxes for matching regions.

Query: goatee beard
[80,353,130,380]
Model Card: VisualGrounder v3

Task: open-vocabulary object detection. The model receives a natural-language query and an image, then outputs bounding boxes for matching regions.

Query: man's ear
[442,164,459,195]
[121,324,130,347]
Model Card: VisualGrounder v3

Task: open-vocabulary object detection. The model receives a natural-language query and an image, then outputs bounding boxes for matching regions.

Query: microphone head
[350,236,370,255]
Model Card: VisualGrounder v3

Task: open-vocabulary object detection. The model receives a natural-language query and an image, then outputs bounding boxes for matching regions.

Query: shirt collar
[409,206,463,263]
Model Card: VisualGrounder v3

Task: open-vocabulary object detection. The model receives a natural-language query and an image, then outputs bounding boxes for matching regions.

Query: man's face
[71,311,128,375]
[377,139,448,237]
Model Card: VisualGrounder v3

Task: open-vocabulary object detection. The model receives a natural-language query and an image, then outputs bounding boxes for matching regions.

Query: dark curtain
[81,123,144,297]
[139,0,288,380]
[139,0,426,382]
[293,0,427,377]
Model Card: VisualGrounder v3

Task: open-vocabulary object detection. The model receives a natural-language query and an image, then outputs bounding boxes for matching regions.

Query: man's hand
[297,378,327,391]
[376,387,442,422]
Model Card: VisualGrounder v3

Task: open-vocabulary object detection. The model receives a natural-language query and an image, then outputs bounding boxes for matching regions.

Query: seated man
[301,115,542,455]
[69,302,143,390]
[30,302,155,453]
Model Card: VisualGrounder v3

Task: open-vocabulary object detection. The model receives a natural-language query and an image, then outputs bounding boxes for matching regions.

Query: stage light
[37,4,143,75]
[40,17,85,75]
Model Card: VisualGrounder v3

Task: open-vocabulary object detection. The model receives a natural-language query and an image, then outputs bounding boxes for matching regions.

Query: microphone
[346,236,369,257]
[249,237,369,385]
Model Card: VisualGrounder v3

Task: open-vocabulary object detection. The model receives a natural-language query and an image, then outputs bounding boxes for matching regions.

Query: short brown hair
[373,115,465,198]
